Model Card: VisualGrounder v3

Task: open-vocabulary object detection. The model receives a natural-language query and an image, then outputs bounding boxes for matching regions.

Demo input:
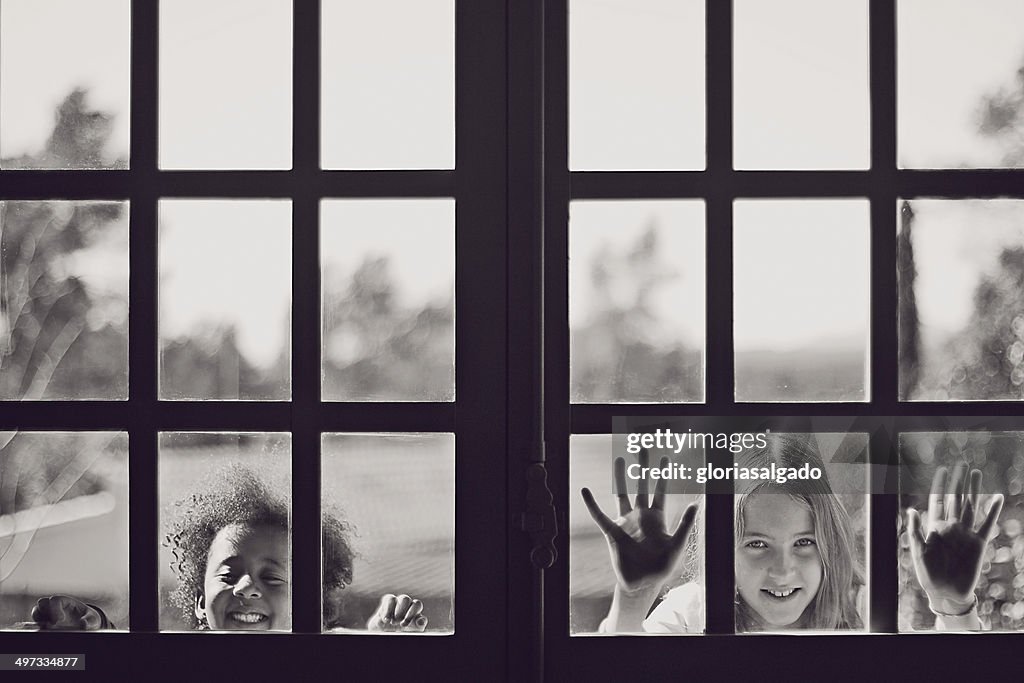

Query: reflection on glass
[733,0,869,170]
[321,0,454,169]
[899,200,1024,401]
[733,433,868,633]
[321,200,454,402]
[0,0,130,169]
[158,432,292,632]
[570,434,705,635]
[899,432,1020,632]
[569,0,705,170]
[734,200,870,403]
[0,201,129,400]
[0,431,129,630]
[160,0,292,169]
[898,0,1024,168]
[321,433,454,634]
[570,201,705,403]
[159,200,291,401]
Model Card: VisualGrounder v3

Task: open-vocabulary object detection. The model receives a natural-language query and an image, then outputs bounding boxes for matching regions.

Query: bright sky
[569,200,706,348]
[321,0,454,169]
[899,0,1024,167]
[733,0,870,170]
[733,199,871,352]
[0,0,130,163]
[907,199,1024,345]
[320,199,454,309]
[159,200,292,368]
[569,0,705,170]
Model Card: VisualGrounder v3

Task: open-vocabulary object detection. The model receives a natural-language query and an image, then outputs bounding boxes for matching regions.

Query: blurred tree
[898,200,920,399]
[978,63,1024,166]
[323,256,454,401]
[0,90,128,399]
[570,223,701,402]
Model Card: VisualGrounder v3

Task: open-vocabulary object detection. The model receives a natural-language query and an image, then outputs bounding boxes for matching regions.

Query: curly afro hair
[163,463,355,629]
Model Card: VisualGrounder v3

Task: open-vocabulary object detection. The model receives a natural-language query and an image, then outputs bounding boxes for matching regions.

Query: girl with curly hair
[29,463,427,632]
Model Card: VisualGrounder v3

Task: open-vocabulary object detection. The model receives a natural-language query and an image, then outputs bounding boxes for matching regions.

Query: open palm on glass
[581,450,698,593]
[907,465,1004,613]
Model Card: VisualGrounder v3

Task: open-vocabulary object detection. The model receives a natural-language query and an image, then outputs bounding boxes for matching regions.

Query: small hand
[906,465,1004,614]
[366,594,428,632]
[31,595,105,631]
[581,449,698,594]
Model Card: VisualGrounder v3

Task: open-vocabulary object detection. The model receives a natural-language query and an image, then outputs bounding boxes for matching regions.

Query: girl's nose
[232,574,263,600]
[767,549,796,578]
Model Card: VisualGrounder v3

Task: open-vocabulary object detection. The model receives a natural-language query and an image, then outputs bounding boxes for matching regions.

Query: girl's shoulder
[643,582,705,634]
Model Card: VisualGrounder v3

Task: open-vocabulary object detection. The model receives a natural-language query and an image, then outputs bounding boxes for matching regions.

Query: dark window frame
[0,0,510,678]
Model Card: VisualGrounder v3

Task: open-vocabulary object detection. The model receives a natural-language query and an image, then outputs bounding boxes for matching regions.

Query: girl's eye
[262,575,287,586]
[745,539,767,549]
[795,538,816,547]
[217,572,239,584]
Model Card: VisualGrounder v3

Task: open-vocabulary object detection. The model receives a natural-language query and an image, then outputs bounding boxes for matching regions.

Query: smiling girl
[582,433,1003,633]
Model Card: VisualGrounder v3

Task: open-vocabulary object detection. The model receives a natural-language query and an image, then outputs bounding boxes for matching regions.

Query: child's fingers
[651,457,670,511]
[399,600,424,628]
[977,494,1005,541]
[393,594,413,621]
[906,509,926,561]
[636,449,650,509]
[581,488,628,544]
[377,594,398,624]
[411,615,428,632]
[927,467,948,532]
[670,503,698,553]
[614,457,631,516]
[946,464,966,521]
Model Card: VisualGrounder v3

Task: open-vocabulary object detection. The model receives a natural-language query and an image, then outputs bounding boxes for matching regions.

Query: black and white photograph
[321,433,454,633]
[898,200,1024,401]
[569,201,705,403]
[320,200,454,402]
[0,431,129,631]
[159,199,292,401]
[731,433,868,633]
[158,432,291,632]
[570,434,705,635]
[733,200,871,402]
[899,432,1020,632]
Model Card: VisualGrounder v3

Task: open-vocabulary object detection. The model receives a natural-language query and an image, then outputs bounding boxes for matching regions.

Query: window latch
[520,461,558,569]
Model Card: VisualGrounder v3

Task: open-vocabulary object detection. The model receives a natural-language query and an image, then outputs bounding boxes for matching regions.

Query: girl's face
[735,494,822,629]
[195,522,291,631]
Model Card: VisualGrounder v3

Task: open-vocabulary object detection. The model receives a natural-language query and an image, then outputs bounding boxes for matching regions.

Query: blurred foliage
[0,91,128,400]
[571,224,702,402]
[323,256,454,401]
[978,63,1024,166]
[899,433,1024,631]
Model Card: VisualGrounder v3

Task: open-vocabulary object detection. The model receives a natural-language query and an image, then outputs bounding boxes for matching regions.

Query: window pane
[0,0,130,169]
[570,434,705,635]
[158,432,291,632]
[734,200,870,403]
[0,431,129,630]
[321,433,454,634]
[159,0,292,169]
[570,201,705,403]
[898,199,1024,401]
[321,0,454,169]
[734,433,868,633]
[898,0,1024,168]
[899,432,1021,631]
[159,200,291,401]
[0,201,129,400]
[733,0,869,170]
[321,200,454,402]
[569,0,705,170]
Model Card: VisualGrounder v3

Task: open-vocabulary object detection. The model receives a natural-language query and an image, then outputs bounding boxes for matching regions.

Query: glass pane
[570,434,705,635]
[321,0,454,169]
[734,433,868,633]
[569,0,705,170]
[321,200,454,402]
[1,431,129,630]
[734,200,870,402]
[899,432,1020,632]
[733,0,869,170]
[321,433,454,633]
[898,0,1024,168]
[569,201,705,403]
[0,201,129,400]
[898,199,1024,401]
[158,432,291,632]
[0,0,130,169]
[159,200,291,400]
[159,0,292,169]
